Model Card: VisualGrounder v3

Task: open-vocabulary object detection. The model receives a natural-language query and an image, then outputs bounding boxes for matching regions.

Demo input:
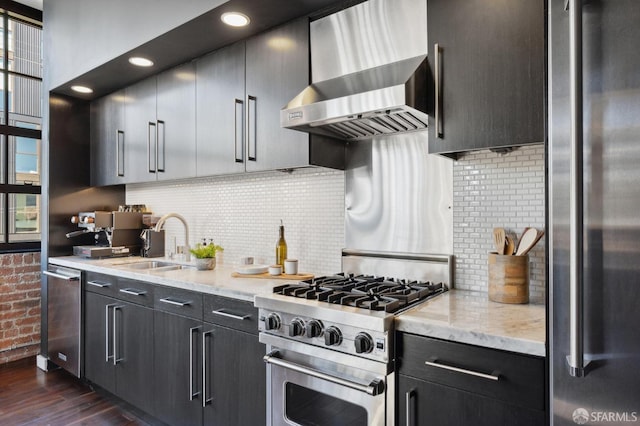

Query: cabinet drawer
[116,278,154,307]
[397,333,545,411]
[154,286,203,320]
[85,271,118,297]
[203,295,258,335]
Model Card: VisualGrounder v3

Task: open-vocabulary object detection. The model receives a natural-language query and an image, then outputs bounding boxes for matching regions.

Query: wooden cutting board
[231,272,314,280]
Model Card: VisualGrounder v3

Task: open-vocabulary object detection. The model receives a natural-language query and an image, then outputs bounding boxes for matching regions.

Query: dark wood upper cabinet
[427,0,545,158]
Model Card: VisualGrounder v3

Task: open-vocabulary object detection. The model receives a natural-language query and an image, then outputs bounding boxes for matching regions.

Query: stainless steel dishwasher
[44,265,82,377]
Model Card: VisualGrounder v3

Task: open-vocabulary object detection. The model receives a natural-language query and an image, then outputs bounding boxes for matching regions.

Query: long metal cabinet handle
[424,360,500,381]
[434,43,443,138]
[159,297,191,307]
[189,326,201,401]
[567,0,587,378]
[43,270,80,281]
[157,120,165,172]
[88,280,110,288]
[234,99,244,163]
[405,389,414,426]
[105,304,117,362]
[210,308,250,321]
[148,122,157,173]
[116,130,125,177]
[113,305,124,365]
[119,288,147,296]
[202,330,213,407]
[247,95,257,161]
[264,351,385,396]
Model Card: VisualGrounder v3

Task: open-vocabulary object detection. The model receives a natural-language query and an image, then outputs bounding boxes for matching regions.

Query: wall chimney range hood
[281,0,429,141]
[281,55,430,141]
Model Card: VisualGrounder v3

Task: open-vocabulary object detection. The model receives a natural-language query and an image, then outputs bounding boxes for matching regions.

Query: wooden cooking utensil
[493,227,506,255]
[504,235,516,255]
[516,228,540,255]
[519,229,545,256]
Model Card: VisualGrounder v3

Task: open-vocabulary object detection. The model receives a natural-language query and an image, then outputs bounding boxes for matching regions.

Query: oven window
[285,382,367,426]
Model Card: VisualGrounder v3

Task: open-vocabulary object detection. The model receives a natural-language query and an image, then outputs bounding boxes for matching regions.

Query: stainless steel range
[255,250,453,426]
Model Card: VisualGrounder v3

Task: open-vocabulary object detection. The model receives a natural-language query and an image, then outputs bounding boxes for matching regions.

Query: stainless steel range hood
[281,0,429,141]
[281,55,429,141]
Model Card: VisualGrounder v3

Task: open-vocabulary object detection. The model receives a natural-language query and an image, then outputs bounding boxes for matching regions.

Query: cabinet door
[156,62,197,180]
[245,19,310,172]
[427,0,544,157]
[203,325,266,426]
[196,42,246,176]
[90,90,126,186]
[153,310,203,426]
[114,301,154,415]
[84,292,116,394]
[399,374,545,426]
[124,77,157,183]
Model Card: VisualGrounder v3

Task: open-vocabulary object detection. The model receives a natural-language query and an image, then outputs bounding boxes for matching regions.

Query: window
[0,4,42,252]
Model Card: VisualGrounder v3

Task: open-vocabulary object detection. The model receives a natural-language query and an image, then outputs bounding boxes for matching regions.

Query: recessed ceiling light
[221,12,250,27]
[71,85,93,94]
[129,57,154,67]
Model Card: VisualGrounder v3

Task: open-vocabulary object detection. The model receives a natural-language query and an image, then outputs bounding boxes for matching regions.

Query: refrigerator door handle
[567,0,589,378]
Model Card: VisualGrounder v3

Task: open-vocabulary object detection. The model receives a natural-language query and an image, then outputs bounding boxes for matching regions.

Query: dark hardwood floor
[0,357,154,425]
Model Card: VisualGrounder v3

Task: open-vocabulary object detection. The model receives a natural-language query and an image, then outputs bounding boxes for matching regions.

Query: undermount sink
[121,260,194,272]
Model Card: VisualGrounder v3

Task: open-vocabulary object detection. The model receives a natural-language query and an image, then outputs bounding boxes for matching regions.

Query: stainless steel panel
[341,250,453,287]
[46,266,81,377]
[345,133,453,255]
[311,0,427,83]
[550,0,640,423]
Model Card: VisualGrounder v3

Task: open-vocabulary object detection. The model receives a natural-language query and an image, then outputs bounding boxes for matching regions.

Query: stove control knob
[289,318,305,337]
[305,320,323,338]
[324,326,343,346]
[354,332,374,354]
[265,313,281,331]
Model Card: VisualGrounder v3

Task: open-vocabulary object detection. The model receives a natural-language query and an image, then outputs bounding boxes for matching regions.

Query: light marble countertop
[48,255,288,302]
[396,290,546,356]
[49,256,546,356]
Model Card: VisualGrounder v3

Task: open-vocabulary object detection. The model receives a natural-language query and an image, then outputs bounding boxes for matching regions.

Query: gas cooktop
[272,273,446,314]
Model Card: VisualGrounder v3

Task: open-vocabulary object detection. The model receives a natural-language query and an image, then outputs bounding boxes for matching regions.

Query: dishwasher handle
[44,270,80,281]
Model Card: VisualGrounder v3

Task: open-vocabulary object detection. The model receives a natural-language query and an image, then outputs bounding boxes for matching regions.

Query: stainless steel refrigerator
[549,0,640,424]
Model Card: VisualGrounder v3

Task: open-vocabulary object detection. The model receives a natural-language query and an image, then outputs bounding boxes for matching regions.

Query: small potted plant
[189,243,224,271]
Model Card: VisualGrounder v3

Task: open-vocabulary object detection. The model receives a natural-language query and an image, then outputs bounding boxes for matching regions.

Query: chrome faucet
[154,213,191,262]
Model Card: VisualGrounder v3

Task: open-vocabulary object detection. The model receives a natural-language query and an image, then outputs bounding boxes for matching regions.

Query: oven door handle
[263,350,385,396]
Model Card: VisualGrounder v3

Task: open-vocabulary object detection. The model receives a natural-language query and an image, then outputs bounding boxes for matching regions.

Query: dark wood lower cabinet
[399,375,545,426]
[151,291,266,426]
[396,332,546,426]
[84,291,154,415]
[153,310,203,426]
[205,324,266,426]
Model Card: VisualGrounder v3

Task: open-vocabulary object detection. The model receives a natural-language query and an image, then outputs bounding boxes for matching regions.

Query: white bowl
[268,265,282,276]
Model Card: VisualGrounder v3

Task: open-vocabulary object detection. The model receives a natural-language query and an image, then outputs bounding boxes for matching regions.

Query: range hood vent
[281,55,430,141]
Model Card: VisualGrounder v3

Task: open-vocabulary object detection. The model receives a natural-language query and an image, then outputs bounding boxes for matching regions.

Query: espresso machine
[67,211,144,258]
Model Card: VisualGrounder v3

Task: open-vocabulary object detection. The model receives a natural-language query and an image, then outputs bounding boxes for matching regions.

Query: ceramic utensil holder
[488,252,529,304]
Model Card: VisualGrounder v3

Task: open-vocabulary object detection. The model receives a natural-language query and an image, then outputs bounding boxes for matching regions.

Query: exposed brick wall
[0,252,41,364]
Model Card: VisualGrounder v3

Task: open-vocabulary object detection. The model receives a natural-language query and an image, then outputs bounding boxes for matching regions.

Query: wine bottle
[276,220,288,267]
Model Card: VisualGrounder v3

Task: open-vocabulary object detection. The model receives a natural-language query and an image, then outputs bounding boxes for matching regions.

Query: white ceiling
[13,0,43,11]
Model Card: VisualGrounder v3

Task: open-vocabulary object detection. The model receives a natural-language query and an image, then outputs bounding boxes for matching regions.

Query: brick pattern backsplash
[127,169,345,275]
[452,145,546,303]
[0,252,41,364]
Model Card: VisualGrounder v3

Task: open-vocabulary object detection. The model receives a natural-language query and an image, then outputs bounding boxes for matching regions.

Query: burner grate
[273,274,446,313]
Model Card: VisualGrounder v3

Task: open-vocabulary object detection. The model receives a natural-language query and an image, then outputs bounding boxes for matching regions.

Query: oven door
[263,344,391,426]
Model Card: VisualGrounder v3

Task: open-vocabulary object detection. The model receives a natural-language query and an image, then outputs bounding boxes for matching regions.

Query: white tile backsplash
[126,144,546,303]
[126,168,345,275]
[452,145,546,303]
